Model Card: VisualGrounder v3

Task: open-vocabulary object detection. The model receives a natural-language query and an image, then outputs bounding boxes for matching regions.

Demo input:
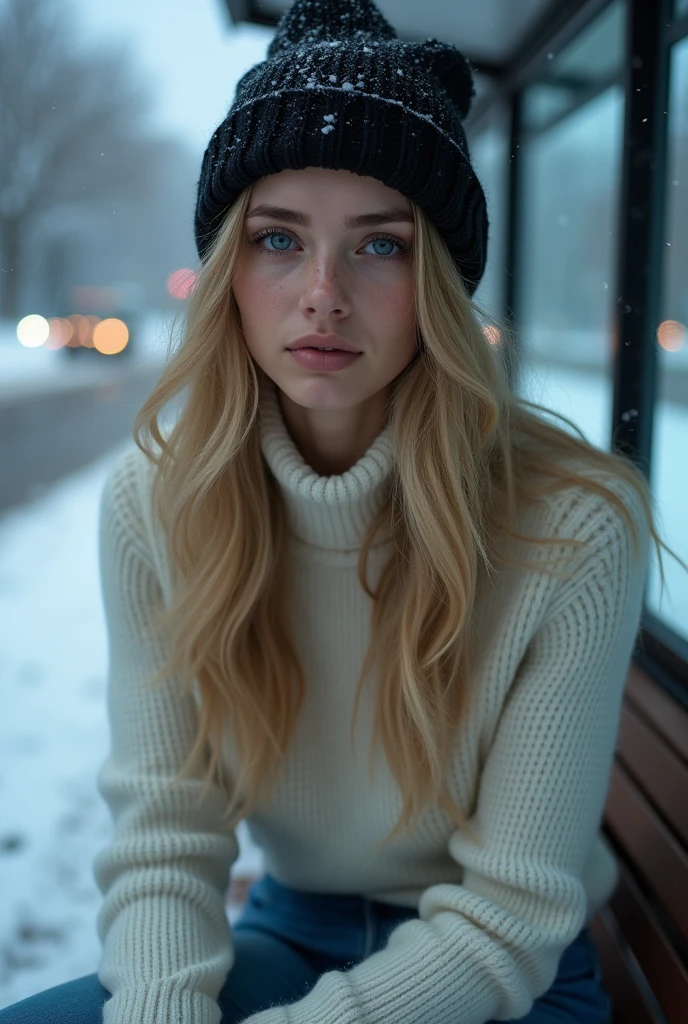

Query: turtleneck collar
[257,371,395,552]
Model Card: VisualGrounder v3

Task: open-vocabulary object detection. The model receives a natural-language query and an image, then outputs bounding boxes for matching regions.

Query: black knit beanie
[194,0,489,298]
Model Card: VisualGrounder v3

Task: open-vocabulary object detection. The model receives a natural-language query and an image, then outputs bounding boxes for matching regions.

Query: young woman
[3,1,685,1023]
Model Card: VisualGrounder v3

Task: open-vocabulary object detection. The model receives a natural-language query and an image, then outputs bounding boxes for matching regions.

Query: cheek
[375,282,416,326]
[233,271,290,321]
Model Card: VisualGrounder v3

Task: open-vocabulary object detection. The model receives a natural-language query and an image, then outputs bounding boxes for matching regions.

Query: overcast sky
[68,0,275,159]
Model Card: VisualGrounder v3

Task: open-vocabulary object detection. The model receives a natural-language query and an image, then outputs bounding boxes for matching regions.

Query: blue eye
[247,228,411,261]
[253,231,294,253]
[367,237,399,258]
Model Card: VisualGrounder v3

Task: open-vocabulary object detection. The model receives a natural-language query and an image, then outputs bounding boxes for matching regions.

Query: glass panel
[466,102,510,323]
[646,36,688,644]
[471,72,496,107]
[676,0,688,21]
[522,1,625,134]
[515,83,625,452]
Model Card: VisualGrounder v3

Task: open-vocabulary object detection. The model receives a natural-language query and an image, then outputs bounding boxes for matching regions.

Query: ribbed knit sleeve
[240,478,650,1024]
[93,450,240,1024]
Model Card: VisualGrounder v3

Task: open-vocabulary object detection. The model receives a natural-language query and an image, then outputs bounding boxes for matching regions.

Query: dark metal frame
[222,0,688,703]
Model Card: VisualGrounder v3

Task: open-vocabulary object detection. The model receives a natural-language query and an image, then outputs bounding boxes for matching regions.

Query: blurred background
[1,0,686,1011]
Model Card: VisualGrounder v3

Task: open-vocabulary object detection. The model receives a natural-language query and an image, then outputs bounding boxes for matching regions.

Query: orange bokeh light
[483,325,501,347]
[63,314,92,347]
[93,318,129,355]
[657,319,686,353]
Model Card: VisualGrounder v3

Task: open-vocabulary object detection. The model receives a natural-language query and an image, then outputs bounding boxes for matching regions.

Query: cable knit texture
[93,372,650,1024]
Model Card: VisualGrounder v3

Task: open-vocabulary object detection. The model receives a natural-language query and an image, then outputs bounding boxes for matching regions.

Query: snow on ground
[0,362,685,1010]
[0,434,265,1010]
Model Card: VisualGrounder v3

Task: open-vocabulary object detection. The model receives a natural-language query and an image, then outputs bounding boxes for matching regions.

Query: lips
[288,346,359,352]
[287,335,361,353]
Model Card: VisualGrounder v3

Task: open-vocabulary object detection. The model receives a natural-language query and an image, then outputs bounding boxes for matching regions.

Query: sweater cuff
[102,983,222,1024]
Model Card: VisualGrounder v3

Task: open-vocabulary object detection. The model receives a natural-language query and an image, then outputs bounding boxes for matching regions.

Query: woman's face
[231,166,418,475]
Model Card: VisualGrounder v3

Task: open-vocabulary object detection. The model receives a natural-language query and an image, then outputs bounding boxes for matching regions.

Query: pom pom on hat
[405,38,478,121]
[267,0,397,58]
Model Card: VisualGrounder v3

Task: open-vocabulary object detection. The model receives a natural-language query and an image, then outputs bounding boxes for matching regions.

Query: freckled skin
[232,166,418,476]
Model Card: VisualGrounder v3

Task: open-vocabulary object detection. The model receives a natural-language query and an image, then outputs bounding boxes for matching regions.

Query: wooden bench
[226,661,688,1023]
[589,661,688,1024]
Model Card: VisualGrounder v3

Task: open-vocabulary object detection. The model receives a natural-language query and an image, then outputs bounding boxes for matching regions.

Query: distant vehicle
[52,283,145,360]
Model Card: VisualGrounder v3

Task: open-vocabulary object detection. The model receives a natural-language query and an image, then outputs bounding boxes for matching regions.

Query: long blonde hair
[132,182,686,853]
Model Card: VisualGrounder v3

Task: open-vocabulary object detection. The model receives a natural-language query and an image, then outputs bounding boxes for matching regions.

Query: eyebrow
[245,203,414,229]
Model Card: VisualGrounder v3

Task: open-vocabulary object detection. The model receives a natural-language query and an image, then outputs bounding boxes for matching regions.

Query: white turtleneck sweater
[93,373,649,1024]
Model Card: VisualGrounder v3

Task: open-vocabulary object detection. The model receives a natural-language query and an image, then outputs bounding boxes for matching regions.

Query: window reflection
[514,0,626,454]
[521,0,625,135]
[646,34,688,644]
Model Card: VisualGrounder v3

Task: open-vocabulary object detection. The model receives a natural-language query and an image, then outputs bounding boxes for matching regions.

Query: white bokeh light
[16,315,50,349]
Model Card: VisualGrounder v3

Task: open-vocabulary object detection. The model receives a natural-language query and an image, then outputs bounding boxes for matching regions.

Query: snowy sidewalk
[0,444,264,1010]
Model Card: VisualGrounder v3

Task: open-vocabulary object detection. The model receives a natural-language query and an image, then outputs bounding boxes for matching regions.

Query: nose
[298,259,350,318]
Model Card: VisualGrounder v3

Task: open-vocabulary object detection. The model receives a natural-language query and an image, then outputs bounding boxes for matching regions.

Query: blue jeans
[0,872,613,1023]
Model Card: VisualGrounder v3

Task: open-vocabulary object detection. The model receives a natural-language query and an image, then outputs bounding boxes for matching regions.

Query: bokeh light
[657,319,686,353]
[46,318,73,350]
[64,314,91,347]
[93,319,129,355]
[82,315,101,348]
[167,268,198,300]
[17,315,50,348]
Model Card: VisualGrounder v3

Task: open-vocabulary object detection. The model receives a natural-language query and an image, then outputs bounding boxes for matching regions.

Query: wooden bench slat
[605,849,688,1023]
[589,906,662,1024]
[604,760,688,943]
[625,664,688,764]
[615,701,688,847]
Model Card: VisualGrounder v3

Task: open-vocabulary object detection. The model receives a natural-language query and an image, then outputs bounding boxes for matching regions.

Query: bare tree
[0,0,161,318]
